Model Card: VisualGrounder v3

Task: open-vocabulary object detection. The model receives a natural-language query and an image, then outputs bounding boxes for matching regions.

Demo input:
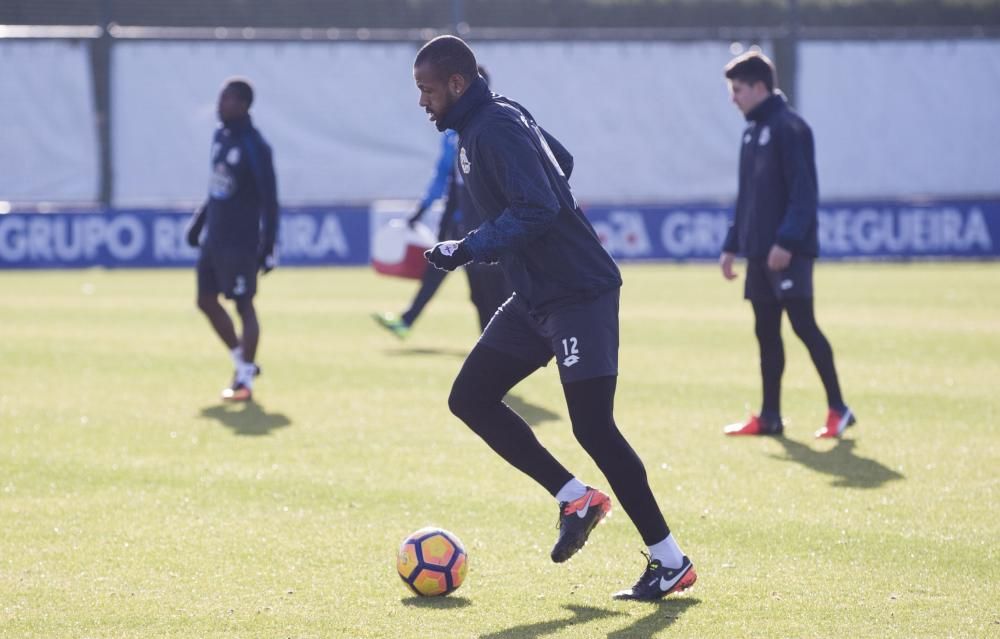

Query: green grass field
[1,263,997,638]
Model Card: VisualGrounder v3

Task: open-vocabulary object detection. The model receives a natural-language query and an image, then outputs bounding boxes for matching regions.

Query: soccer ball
[396,527,468,596]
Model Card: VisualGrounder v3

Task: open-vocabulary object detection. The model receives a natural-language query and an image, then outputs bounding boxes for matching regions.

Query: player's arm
[411,131,457,226]
[247,137,280,271]
[186,201,208,247]
[774,120,818,253]
[463,121,561,261]
[426,122,561,271]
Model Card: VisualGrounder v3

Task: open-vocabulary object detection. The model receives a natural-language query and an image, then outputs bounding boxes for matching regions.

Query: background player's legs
[784,298,845,410]
[448,344,573,495]
[197,294,239,350]
[235,296,260,364]
[752,300,785,421]
[401,267,448,327]
[562,375,669,546]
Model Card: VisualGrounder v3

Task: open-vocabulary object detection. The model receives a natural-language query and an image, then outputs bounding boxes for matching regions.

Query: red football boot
[815,407,856,439]
[723,414,783,436]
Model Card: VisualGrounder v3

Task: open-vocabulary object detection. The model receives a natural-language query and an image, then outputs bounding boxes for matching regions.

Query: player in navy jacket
[719,52,854,439]
[373,69,510,339]
[414,36,696,601]
[186,78,279,402]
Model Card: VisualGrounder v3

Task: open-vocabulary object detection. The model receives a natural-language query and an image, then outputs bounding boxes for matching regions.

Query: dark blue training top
[436,77,621,314]
[722,93,820,259]
[204,115,279,254]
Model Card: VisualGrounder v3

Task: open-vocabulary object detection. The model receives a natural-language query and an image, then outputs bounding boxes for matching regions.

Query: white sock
[230,346,244,369]
[554,478,588,503]
[236,361,257,389]
[648,534,685,568]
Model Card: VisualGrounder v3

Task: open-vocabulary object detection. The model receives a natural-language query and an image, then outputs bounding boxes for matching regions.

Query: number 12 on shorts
[561,337,580,368]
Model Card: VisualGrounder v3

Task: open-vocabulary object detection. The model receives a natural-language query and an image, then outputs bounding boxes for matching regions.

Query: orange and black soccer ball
[396,527,468,597]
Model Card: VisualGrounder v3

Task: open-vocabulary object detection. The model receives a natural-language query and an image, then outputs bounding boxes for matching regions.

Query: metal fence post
[91,0,113,207]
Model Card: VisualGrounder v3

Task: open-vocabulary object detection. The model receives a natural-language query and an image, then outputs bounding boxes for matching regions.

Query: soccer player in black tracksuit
[413,36,696,601]
[186,78,279,402]
[719,52,855,439]
[373,74,511,340]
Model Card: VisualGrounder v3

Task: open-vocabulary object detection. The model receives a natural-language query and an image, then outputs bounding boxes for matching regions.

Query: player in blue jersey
[413,36,696,601]
[374,67,510,339]
[718,53,854,439]
[186,78,279,402]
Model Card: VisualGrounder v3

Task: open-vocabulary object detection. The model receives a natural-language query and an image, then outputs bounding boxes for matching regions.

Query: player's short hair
[414,35,478,83]
[724,52,777,93]
[224,77,254,107]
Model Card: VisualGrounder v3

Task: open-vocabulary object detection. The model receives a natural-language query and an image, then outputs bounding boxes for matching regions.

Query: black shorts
[744,255,814,303]
[197,247,257,300]
[478,289,619,384]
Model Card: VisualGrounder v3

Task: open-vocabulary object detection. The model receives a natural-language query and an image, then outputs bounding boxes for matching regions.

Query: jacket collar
[437,76,492,133]
[746,92,786,123]
[223,114,253,134]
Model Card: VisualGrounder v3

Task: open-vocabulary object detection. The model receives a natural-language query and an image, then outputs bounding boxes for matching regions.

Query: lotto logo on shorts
[561,337,580,367]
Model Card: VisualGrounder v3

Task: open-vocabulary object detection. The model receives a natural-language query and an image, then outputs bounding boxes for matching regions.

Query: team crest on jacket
[460,147,471,174]
[758,126,771,146]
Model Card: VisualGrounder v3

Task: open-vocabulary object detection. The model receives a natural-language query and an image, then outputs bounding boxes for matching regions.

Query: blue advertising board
[1,199,997,268]
[0,206,369,269]
[583,198,1000,261]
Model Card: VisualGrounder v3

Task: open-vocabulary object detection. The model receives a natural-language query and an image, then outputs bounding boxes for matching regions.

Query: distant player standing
[187,78,279,402]
[719,52,854,438]
[414,36,696,600]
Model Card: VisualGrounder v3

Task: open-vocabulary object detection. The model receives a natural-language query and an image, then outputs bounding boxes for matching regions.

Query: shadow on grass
[199,402,291,437]
[479,604,625,639]
[770,437,904,489]
[386,347,470,359]
[504,393,562,427]
[607,597,701,639]
[400,595,472,609]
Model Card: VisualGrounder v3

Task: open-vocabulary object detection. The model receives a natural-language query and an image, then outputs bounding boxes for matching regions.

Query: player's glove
[424,240,472,272]
[258,248,277,275]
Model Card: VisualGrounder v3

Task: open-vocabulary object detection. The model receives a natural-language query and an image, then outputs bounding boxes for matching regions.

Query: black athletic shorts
[478,288,619,384]
[197,247,257,300]
[744,255,814,303]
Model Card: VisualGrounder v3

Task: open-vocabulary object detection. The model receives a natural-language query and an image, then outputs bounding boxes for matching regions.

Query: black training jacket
[436,77,621,314]
[722,93,820,259]
[203,115,279,255]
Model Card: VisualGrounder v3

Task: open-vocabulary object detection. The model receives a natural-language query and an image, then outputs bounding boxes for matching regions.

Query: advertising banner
[1,199,997,269]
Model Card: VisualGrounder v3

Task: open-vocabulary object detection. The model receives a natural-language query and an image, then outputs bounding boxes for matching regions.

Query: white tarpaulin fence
[1,37,998,205]
[1,40,100,201]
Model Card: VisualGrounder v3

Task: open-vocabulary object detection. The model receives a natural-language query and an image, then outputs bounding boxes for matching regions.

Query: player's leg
[197,293,239,349]
[448,342,572,495]
[196,251,241,363]
[218,257,259,401]
[563,378,696,600]
[372,267,447,339]
[785,297,855,437]
[725,261,784,435]
[544,290,695,598]
[234,295,259,363]
[754,299,785,424]
[401,267,448,327]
